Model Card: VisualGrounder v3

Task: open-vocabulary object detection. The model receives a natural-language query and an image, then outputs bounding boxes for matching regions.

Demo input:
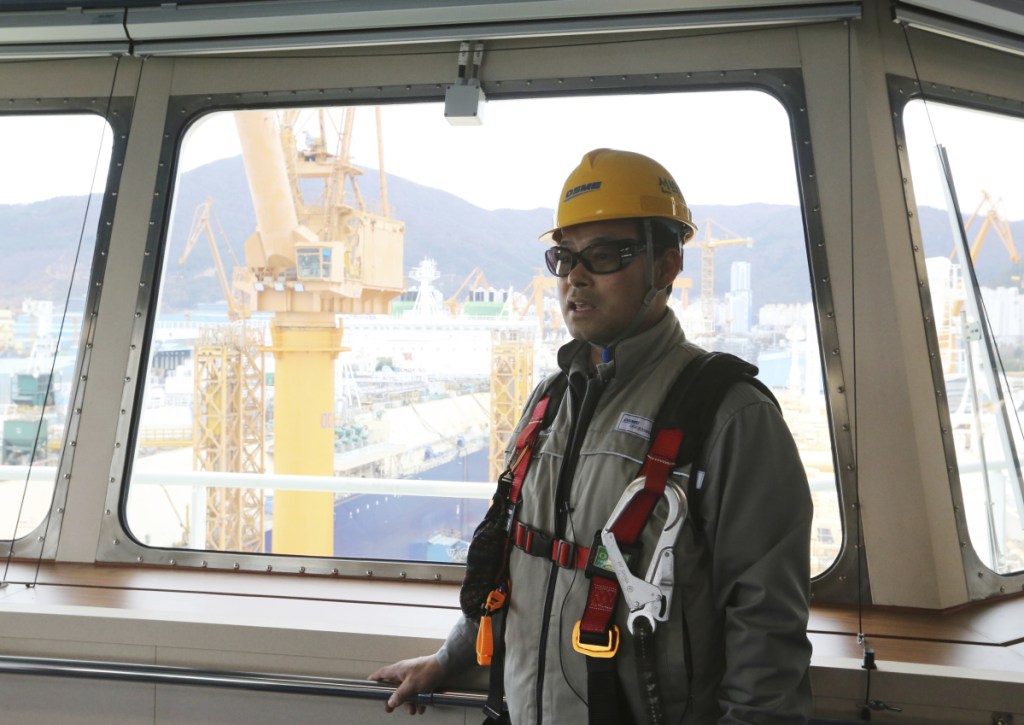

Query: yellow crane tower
[489,328,534,481]
[232,108,404,556]
[193,324,266,551]
[485,271,553,480]
[687,220,753,337]
[178,198,265,551]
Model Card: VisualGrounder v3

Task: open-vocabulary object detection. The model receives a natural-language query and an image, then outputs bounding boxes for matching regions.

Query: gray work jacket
[440,310,813,724]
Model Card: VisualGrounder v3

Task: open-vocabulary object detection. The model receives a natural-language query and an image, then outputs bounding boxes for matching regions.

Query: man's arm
[705,396,814,723]
[368,616,479,715]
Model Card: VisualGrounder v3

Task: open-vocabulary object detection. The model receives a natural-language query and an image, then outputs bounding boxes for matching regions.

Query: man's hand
[368,654,445,715]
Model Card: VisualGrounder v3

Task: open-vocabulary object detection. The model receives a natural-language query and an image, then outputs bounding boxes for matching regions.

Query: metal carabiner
[599,476,688,635]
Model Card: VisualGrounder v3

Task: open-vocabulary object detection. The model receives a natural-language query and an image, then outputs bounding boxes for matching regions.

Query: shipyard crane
[938,190,1019,373]
[193,323,267,552]
[687,220,753,337]
[131,203,246,459]
[445,267,490,315]
[235,108,403,556]
[489,327,534,481]
[175,194,272,551]
[179,197,251,321]
[948,191,1020,266]
[182,108,405,556]
[510,271,561,338]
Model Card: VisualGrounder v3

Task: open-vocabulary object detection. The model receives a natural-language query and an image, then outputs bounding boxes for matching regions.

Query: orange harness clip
[476,589,507,666]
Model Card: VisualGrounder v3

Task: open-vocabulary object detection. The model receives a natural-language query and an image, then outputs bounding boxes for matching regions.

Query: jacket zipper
[534,372,605,725]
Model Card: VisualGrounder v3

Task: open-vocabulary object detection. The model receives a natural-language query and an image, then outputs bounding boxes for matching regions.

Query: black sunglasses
[544,239,645,277]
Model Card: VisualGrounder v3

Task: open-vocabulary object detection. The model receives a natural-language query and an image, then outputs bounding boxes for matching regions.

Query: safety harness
[470,351,778,725]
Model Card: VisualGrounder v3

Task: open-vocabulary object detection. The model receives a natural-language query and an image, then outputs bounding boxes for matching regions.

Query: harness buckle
[552,539,576,568]
[513,521,528,550]
[571,620,619,658]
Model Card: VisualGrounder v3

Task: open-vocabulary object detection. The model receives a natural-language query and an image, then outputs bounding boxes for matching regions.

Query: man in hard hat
[371,148,813,724]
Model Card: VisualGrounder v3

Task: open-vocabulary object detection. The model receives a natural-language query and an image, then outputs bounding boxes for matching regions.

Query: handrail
[0,464,841,496]
[0,465,493,499]
[0,655,486,709]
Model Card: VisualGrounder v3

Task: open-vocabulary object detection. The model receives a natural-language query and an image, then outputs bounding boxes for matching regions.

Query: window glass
[905,99,1024,574]
[127,93,840,574]
[0,113,112,541]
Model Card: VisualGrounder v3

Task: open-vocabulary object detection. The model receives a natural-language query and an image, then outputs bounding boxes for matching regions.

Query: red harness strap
[505,395,553,512]
[481,393,555,602]
[575,428,684,652]
[480,391,559,720]
[512,520,591,570]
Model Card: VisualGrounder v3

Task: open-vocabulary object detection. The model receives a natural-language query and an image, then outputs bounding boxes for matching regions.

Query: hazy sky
[1,91,1021,224]
[177,91,801,214]
[903,100,1023,222]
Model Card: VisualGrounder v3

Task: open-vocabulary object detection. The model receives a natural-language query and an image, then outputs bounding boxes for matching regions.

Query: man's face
[555,218,677,348]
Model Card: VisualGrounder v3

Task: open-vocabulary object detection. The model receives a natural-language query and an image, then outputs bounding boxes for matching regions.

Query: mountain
[1,155,1021,315]
[0,194,102,308]
[158,156,555,312]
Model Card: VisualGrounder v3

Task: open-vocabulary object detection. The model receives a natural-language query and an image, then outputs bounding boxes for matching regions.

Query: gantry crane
[687,220,753,337]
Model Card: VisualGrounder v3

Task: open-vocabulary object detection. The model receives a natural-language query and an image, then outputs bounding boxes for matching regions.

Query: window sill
[0,561,468,683]
[2,561,1024,716]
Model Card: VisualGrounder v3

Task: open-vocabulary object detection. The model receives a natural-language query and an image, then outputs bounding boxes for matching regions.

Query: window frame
[0,101,129,561]
[889,72,1024,598]
[93,69,862,601]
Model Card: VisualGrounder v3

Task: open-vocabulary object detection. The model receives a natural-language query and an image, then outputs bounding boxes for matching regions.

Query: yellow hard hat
[543,148,697,243]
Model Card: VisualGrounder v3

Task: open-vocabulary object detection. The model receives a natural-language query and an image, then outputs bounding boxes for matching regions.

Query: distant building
[982,286,1024,343]
[727,261,752,333]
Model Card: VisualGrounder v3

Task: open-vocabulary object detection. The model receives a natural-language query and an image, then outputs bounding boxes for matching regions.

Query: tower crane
[687,219,753,337]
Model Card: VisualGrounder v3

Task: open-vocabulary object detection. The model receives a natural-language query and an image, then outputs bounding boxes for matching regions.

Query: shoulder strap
[481,373,568,523]
[651,351,779,527]
[506,373,567,506]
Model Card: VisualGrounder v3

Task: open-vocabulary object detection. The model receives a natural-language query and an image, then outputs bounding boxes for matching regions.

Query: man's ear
[654,247,682,289]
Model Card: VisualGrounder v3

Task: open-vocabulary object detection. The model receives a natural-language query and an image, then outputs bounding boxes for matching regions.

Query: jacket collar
[556,307,685,381]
